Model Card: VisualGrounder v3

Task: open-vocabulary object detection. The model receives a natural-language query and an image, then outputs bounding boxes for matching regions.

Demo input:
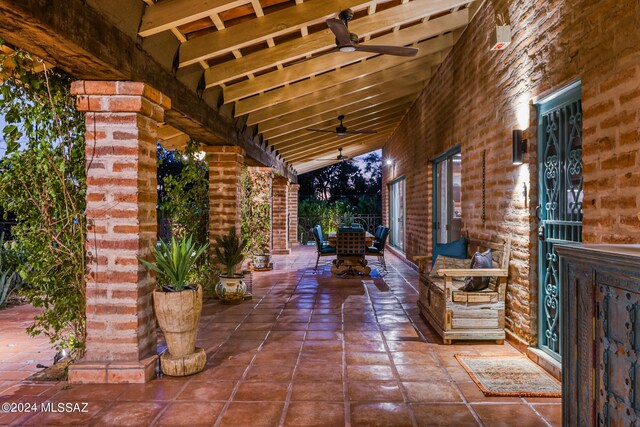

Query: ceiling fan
[313,148,355,163]
[306,115,377,137]
[326,9,419,57]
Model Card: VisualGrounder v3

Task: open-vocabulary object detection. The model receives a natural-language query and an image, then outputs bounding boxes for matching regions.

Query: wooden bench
[414,237,511,344]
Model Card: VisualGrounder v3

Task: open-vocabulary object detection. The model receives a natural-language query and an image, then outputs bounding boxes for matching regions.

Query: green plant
[139,235,209,292]
[240,167,271,257]
[0,43,86,354]
[0,233,23,307]
[213,227,247,277]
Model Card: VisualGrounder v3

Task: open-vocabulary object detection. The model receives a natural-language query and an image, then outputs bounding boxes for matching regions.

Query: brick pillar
[69,81,170,384]
[272,176,290,255]
[288,183,300,247]
[205,146,244,251]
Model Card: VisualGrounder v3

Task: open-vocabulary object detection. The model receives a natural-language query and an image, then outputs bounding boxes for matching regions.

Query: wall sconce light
[512,130,527,165]
[385,158,393,166]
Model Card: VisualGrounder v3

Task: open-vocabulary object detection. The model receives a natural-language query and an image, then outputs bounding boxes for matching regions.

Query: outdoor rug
[455,354,562,397]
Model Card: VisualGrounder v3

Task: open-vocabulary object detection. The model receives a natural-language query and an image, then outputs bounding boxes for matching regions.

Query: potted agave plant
[214,226,248,304]
[139,235,208,376]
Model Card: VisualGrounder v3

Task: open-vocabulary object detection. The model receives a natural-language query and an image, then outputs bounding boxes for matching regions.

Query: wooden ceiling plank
[294,140,386,172]
[223,10,467,102]
[285,127,394,163]
[157,124,186,140]
[179,0,377,68]
[276,112,404,155]
[203,0,470,85]
[270,103,410,149]
[234,33,453,116]
[263,86,419,141]
[279,116,401,155]
[161,133,191,151]
[139,0,249,37]
[246,55,437,125]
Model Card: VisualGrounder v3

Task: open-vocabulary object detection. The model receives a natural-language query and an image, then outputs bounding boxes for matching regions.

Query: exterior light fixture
[512,129,527,165]
[386,159,393,166]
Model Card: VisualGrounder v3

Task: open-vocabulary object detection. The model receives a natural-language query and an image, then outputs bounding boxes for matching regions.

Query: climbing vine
[0,43,87,354]
[240,167,272,257]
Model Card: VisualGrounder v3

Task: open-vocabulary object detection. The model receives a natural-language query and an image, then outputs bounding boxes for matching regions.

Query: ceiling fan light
[339,46,356,53]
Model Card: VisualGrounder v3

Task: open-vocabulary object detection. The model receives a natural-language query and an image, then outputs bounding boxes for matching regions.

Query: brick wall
[205,145,244,254]
[70,81,169,383]
[382,0,640,345]
[288,184,300,246]
[271,176,290,254]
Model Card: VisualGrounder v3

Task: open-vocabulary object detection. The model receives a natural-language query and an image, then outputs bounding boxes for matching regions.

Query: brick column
[69,81,170,384]
[272,176,290,254]
[205,146,244,250]
[288,183,300,247]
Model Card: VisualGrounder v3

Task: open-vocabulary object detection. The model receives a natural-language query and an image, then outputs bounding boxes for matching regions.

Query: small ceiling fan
[306,115,377,137]
[313,148,355,163]
[326,9,418,57]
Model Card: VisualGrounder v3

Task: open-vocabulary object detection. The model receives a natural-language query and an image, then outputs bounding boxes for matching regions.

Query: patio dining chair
[312,225,336,271]
[332,227,370,275]
[366,226,389,271]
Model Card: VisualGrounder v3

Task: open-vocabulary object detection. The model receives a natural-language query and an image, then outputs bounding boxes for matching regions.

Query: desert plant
[0,268,20,308]
[0,233,23,307]
[213,227,247,277]
[139,235,209,292]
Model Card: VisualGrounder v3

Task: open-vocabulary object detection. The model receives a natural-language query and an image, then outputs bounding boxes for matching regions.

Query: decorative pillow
[431,237,467,267]
[462,249,492,292]
[430,255,470,282]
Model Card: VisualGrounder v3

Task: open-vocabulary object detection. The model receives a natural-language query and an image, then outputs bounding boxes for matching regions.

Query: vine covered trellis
[240,167,272,257]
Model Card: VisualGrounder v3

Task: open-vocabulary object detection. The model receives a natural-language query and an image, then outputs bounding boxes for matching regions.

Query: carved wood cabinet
[557,244,640,426]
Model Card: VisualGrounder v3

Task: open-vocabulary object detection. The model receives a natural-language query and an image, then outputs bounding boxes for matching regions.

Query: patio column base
[68,355,157,384]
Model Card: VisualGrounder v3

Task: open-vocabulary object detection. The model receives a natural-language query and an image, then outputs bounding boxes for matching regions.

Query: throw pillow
[462,249,492,292]
[431,237,467,267]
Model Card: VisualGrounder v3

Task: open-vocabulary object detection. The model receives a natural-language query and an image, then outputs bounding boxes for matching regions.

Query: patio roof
[0,0,480,175]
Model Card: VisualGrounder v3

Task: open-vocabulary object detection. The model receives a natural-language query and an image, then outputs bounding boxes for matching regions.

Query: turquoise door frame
[536,81,583,361]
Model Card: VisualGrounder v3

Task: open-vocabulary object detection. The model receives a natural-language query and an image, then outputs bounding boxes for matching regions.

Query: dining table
[327,231,375,247]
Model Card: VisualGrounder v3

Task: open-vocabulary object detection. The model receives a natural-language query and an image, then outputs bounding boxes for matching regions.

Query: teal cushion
[366,246,381,254]
[320,246,336,254]
[432,237,467,267]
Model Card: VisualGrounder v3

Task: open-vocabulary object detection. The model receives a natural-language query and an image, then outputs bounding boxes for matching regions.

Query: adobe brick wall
[382,0,640,345]
[288,184,300,246]
[205,145,245,256]
[70,81,169,383]
[272,176,290,254]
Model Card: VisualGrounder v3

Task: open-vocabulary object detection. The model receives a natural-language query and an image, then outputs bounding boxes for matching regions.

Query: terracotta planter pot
[153,286,202,357]
[215,274,246,304]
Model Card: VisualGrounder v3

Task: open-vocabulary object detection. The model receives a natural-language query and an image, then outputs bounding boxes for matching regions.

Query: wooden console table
[557,244,640,426]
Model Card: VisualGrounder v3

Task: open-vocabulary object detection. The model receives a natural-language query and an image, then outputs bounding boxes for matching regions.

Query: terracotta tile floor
[0,246,561,426]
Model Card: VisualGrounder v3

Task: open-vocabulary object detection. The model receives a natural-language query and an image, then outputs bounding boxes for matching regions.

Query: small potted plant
[139,235,208,376]
[214,226,248,304]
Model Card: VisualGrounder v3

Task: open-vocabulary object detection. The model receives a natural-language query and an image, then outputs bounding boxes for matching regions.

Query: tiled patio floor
[0,246,560,426]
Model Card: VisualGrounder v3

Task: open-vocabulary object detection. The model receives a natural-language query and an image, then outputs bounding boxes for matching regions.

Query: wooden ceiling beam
[234,33,454,116]
[223,10,469,102]
[179,0,376,68]
[161,133,191,151]
[139,0,248,37]
[203,0,471,86]
[268,102,411,150]
[294,140,386,173]
[286,128,394,163]
[246,55,438,125]
[261,81,423,139]
[278,115,401,157]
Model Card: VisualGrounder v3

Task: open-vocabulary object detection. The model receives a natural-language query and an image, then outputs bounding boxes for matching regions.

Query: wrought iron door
[537,83,583,361]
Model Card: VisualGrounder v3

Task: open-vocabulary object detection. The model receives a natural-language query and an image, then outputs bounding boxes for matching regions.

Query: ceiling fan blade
[306,128,337,134]
[354,44,418,57]
[326,18,353,46]
[344,129,378,135]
